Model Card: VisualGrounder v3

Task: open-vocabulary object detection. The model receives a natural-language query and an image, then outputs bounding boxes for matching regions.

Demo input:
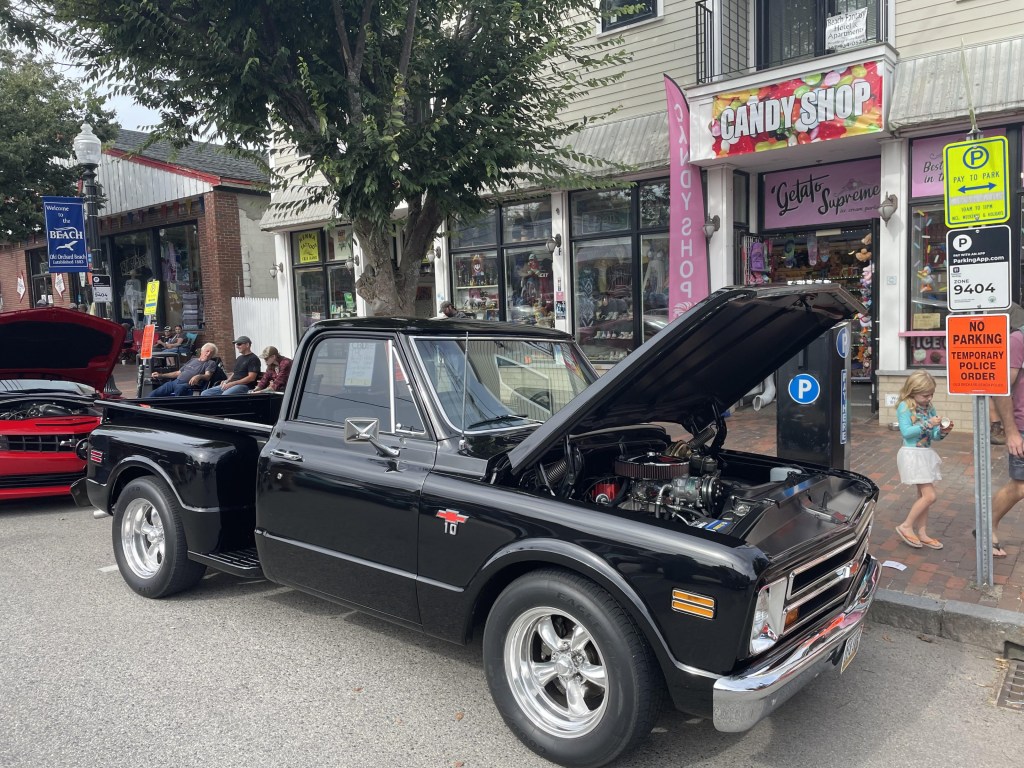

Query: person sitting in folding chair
[155,324,186,352]
[202,336,262,396]
[148,343,220,397]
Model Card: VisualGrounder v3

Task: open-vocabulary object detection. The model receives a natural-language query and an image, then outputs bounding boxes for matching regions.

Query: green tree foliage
[0,47,116,241]
[51,0,629,313]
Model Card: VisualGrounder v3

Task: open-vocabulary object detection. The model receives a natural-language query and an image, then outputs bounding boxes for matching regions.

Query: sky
[40,42,162,131]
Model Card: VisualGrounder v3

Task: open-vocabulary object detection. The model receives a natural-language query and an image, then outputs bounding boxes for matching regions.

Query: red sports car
[0,308,125,501]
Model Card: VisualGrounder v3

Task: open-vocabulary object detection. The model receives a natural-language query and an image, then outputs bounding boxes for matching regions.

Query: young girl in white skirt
[895,371,954,549]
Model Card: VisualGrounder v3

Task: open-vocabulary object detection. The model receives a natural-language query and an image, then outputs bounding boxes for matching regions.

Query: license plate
[840,626,863,674]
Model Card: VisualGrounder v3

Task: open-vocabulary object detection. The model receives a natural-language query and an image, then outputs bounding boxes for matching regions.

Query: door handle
[270,449,303,462]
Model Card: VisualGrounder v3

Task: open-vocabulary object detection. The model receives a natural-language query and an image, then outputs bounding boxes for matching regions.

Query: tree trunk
[353,203,442,316]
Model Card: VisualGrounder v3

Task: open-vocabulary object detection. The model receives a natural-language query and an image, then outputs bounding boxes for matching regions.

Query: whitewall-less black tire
[112,476,206,598]
[483,569,662,768]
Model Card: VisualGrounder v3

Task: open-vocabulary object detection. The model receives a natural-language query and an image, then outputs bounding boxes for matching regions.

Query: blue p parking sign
[43,196,89,272]
[788,373,821,405]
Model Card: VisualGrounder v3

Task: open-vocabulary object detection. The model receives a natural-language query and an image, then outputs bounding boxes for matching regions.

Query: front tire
[112,476,205,598]
[483,569,662,768]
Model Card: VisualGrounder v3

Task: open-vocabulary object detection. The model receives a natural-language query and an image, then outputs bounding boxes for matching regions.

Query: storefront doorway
[741,225,878,402]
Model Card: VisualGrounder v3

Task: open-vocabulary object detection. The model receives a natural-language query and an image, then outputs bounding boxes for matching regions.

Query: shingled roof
[110,129,268,186]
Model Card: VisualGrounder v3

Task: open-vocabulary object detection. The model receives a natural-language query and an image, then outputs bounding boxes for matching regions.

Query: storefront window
[907,203,950,368]
[747,227,875,380]
[448,200,552,324]
[295,268,326,335]
[571,189,632,236]
[640,234,670,341]
[453,250,500,320]
[159,224,202,330]
[112,231,155,328]
[574,236,634,363]
[28,248,51,307]
[450,210,497,249]
[570,181,669,362]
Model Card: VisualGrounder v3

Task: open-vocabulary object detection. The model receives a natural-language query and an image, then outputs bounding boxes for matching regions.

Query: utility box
[776,322,852,470]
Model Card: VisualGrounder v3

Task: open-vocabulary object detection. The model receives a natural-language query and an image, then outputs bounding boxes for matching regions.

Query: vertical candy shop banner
[665,75,710,318]
[710,61,883,157]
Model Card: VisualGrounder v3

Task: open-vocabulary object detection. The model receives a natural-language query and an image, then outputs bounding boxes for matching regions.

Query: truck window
[295,338,393,430]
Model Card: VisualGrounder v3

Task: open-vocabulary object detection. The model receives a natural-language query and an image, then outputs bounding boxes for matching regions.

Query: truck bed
[102,393,282,436]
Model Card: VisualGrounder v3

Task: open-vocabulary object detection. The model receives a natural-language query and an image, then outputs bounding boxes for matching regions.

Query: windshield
[414,337,596,432]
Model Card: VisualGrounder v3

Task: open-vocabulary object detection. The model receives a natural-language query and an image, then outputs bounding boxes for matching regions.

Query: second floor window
[602,0,656,32]
[758,0,880,70]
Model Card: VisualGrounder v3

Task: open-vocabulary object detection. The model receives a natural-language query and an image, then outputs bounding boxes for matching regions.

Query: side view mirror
[344,418,400,459]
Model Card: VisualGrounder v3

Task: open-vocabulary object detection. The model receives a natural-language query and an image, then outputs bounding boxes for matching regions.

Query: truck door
[257,335,435,624]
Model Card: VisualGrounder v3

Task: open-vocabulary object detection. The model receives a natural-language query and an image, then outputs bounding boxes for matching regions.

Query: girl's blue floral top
[896,401,945,447]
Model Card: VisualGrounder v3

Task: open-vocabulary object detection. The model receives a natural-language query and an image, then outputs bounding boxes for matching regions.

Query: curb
[871,588,1024,655]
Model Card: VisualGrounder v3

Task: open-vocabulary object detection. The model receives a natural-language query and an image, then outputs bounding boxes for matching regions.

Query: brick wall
[2,190,248,367]
[0,236,80,311]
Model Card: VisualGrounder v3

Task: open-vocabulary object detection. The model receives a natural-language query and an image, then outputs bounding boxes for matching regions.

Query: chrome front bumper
[712,554,880,732]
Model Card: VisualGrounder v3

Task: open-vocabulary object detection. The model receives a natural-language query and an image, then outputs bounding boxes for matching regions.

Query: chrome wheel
[504,606,609,737]
[120,497,166,579]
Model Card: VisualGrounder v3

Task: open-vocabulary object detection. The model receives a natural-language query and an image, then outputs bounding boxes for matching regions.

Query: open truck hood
[508,283,865,473]
[0,307,127,392]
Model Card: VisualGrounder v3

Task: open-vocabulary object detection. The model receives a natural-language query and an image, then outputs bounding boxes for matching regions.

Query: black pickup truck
[74,284,879,768]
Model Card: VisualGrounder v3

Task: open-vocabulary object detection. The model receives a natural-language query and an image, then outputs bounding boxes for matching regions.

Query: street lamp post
[73,123,104,318]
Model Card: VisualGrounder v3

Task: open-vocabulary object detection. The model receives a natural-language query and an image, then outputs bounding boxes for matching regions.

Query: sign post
[136,280,161,397]
[947,313,1010,587]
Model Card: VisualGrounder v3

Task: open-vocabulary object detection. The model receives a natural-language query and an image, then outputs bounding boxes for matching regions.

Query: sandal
[972,529,1008,558]
[896,526,922,548]
[918,536,943,550]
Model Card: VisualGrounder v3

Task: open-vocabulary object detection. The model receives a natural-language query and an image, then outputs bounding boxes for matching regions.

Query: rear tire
[112,476,205,598]
[483,569,662,768]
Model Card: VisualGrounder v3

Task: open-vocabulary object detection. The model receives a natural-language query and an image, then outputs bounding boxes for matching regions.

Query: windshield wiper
[466,414,536,430]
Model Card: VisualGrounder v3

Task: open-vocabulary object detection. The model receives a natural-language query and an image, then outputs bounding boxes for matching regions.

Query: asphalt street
[1,496,1019,768]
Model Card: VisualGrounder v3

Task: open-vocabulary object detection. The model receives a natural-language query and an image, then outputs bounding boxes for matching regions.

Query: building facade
[0,129,277,363]
[262,1,1024,426]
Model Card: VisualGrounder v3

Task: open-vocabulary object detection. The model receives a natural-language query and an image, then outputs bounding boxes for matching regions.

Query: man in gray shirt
[149,343,220,397]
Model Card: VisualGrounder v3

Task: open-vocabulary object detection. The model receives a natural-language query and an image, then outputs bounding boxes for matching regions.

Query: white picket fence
[231,296,289,356]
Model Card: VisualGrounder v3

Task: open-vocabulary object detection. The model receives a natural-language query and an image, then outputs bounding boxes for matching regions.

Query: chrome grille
[4,434,79,452]
[782,501,874,636]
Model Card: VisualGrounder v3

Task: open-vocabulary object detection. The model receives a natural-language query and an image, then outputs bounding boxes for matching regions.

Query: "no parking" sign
[946,314,1009,396]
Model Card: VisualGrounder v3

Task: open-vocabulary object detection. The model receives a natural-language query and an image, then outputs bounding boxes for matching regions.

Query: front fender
[416,537,723,718]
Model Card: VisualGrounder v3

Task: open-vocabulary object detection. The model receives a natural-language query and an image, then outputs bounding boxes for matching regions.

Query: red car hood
[0,308,127,392]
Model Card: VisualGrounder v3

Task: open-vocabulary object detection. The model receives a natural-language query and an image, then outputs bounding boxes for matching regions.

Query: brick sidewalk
[725,401,1024,616]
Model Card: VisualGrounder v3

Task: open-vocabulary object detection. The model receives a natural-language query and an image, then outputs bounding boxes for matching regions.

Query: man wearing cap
[251,346,293,394]
[437,300,469,318]
[202,335,262,396]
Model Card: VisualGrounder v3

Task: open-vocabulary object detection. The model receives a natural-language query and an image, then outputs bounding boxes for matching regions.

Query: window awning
[889,38,1024,131]
[559,111,669,174]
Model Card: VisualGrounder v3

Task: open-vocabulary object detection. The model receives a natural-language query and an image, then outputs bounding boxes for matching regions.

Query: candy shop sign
[711,61,883,157]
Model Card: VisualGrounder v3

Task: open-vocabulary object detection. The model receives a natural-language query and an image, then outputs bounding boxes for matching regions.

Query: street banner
[664,74,710,318]
[42,196,89,272]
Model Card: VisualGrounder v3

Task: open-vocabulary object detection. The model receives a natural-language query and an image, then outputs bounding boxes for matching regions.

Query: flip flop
[972,529,1007,558]
[896,526,922,548]
[918,536,943,550]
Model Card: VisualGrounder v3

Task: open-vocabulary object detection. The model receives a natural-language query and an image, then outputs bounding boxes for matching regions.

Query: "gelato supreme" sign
[710,61,883,157]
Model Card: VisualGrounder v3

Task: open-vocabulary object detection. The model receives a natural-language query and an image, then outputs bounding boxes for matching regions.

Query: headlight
[749,578,787,655]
